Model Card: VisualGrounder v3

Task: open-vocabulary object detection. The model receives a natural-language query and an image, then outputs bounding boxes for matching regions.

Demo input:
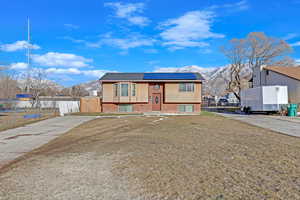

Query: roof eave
[100,80,203,83]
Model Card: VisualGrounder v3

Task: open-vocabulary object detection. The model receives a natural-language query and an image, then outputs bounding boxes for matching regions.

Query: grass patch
[70,112,143,116]
[0,116,54,132]
[200,111,216,116]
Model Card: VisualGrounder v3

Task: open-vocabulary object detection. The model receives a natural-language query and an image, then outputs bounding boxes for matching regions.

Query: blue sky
[1,0,300,86]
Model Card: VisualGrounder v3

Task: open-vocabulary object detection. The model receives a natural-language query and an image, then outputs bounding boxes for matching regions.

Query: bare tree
[60,88,72,96]
[0,67,20,99]
[28,68,48,108]
[221,39,248,101]
[246,32,293,68]
[70,85,88,97]
[221,32,293,101]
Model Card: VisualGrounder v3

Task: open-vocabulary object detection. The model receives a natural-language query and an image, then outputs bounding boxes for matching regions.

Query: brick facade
[102,103,201,113]
[101,82,202,113]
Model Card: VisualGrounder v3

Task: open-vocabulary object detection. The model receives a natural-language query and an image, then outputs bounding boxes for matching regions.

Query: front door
[152,93,161,111]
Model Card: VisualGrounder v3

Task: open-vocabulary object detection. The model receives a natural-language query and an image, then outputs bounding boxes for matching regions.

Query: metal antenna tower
[26,17,31,93]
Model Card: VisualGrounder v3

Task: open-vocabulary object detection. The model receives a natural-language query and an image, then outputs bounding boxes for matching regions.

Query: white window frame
[121,83,129,97]
[132,83,136,96]
[113,83,119,97]
[118,104,133,112]
[179,83,194,92]
[178,104,194,112]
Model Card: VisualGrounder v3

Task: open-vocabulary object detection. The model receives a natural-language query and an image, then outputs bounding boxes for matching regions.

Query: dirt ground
[0,110,56,132]
[0,115,300,200]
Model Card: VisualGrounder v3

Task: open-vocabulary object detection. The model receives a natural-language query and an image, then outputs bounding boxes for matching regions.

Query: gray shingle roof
[99,72,205,81]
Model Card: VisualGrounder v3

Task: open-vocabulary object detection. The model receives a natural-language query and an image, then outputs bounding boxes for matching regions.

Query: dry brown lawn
[0,111,56,132]
[0,115,300,200]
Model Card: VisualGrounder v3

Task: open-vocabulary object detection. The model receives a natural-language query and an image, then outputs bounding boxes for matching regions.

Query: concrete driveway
[219,113,300,137]
[0,116,95,168]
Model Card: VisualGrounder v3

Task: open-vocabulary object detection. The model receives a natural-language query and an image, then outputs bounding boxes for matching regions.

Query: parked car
[218,98,228,106]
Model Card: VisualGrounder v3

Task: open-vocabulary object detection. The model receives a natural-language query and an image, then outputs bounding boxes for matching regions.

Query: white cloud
[296,59,300,64]
[46,67,81,75]
[283,33,298,40]
[89,33,155,50]
[45,67,112,77]
[32,52,93,68]
[9,62,28,70]
[64,24,80,30]
[209,0,249,12]
[81,70,112,77]
[59,36,86,44]
[105,2,149,26]
[223,0,249,11]
[0,40,40,52]
[102,36,155,50]
[291,41,300,47]
[159,11,224,50]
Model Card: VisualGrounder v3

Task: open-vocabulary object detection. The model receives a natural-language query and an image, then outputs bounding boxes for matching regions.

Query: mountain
[75,65,253,96]
[155,65,252,96]
[77,80,100,92]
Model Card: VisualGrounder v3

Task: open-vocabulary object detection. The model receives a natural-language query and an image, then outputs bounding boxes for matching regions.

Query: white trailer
[241,86,288,113]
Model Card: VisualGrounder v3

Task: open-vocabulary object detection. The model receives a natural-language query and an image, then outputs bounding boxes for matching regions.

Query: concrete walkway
[0,116,95,167]
[219,113,300,137]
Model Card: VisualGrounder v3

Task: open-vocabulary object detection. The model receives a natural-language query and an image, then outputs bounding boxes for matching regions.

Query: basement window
[178,105,194,112]
[119,104,133,112]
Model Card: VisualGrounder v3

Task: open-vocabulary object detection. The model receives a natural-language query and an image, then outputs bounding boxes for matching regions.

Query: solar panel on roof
[143,73,197,80]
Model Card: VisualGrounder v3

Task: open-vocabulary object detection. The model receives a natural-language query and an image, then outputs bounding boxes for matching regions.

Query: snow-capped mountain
[75,65,253,96]
[76,80,100,92]
[155,64,252,81]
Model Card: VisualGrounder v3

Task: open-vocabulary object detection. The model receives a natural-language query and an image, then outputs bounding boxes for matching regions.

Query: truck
[241,86,288,113]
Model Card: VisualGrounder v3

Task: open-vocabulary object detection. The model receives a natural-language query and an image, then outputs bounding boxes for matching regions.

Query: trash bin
[287,104,298,117]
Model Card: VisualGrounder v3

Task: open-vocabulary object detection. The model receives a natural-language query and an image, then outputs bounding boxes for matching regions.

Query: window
[154,84,160,90]
[132,83,136,96]
[121,83,129,96]
[178,105,194,112]
[179,83,194,92]
[119,104,133,112]
[113,84,119,97]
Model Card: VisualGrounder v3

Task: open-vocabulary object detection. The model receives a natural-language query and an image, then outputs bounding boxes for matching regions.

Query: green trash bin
[287,104,298,117]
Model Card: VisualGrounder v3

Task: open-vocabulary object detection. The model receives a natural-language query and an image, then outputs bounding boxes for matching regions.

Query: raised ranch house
[99,72,204,113]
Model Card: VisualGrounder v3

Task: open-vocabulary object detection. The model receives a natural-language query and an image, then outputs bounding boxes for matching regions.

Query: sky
[1,0,300,86]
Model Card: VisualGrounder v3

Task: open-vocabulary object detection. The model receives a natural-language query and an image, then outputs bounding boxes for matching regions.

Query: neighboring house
[252,65,300,103]
[99,73,204,113]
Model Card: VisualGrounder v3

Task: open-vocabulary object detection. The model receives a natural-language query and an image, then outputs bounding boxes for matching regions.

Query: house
[252,65,300,103]
[99,72,204,113]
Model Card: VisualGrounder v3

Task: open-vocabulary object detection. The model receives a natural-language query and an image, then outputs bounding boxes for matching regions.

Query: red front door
[152,93,161,111]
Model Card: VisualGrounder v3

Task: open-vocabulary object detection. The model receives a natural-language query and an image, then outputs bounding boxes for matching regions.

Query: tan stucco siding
[102,82,148,103]
[165,83,202,103]
[136,83,148,102]
[102,83,114,102]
